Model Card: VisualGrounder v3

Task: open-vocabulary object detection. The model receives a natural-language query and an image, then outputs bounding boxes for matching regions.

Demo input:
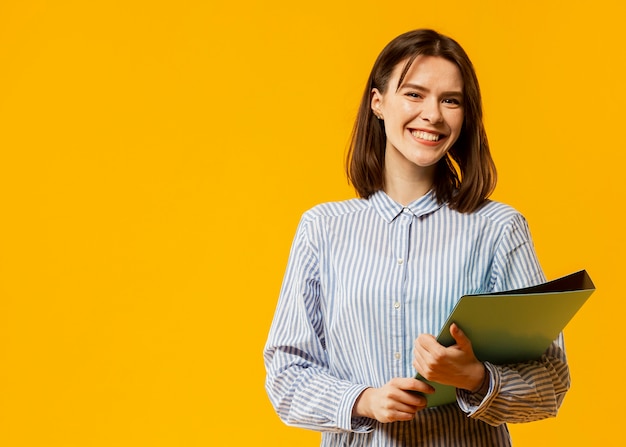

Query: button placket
[390,210,412,372]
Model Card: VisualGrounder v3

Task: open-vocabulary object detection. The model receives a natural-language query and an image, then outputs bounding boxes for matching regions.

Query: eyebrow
[398,83,463,97]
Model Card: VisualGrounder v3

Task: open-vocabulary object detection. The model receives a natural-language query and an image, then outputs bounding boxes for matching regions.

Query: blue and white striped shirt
[264,190,570,446]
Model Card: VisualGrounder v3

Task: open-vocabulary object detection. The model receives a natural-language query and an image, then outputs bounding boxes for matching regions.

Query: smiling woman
[264,28,569,447]
[347,29,496,214]
[371,55,465,205]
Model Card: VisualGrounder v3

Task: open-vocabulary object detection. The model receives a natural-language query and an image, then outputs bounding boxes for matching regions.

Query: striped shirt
[264,190,570,446]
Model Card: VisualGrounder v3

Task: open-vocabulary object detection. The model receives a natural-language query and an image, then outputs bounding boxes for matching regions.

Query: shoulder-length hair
[346,29,496,213]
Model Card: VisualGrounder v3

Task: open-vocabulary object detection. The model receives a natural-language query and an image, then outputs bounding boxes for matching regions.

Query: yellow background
[0,0,623,445]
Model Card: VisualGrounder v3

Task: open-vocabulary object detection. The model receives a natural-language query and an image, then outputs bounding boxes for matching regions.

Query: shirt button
[397,258,404,265]
[394,352,401,360]
[394,301,401,309]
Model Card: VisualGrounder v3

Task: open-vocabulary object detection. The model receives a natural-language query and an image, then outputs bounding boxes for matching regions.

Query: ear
[371,88,383,119]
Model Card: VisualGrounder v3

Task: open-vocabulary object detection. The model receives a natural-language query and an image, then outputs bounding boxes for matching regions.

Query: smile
[411,130,442,142]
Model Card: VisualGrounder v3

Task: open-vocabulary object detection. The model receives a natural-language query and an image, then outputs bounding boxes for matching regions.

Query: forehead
[393,55,463,91]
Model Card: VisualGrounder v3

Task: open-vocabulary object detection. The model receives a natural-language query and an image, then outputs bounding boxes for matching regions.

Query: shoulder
[440,199,532,241]
[467,200,537,251]
[300,197,370,223]
[293,198,371,248]
[470,200,528,227]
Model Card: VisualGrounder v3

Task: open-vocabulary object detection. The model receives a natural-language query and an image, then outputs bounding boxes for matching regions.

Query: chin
[411,156,444,168]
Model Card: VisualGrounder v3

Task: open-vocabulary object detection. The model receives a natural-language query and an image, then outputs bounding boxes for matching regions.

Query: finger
[390,410,419,422]
[413,344,432,377]
[393,400,421,413]
[450,323,470,349]
[412,353,434,381]
[412,355,422,374]
[388,394,427,416]
[414,334,439,365]
[412,347,429,378]
[416,333,439,350]
[415,333,445,365]
[401,378,436,395]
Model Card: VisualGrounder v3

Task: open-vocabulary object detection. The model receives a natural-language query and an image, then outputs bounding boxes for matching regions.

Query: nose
[420,98,443,124]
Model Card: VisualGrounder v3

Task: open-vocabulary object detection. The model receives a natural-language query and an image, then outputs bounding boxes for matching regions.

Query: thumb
[450,323,471,349]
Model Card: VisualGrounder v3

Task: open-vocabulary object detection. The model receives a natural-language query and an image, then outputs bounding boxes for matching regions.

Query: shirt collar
[368,189,444,223]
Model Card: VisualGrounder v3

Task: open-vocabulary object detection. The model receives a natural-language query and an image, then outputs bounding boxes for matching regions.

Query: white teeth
[412,130,440,141]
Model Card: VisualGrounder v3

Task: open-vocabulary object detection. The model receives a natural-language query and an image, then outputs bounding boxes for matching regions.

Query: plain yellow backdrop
[0,0,624,445]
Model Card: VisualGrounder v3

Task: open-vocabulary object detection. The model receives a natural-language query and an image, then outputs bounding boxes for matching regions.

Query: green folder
[416,270,596,407]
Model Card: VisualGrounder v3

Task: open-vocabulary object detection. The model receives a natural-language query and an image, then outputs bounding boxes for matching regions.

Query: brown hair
[346,29,496,213]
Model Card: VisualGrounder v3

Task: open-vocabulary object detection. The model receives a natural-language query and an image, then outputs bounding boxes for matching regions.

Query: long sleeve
[263,214,371,433]
[264,192,569,446]
[457,213,571,425]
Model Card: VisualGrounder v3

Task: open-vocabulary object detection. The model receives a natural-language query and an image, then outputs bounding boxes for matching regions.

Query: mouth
[411,129,443,142]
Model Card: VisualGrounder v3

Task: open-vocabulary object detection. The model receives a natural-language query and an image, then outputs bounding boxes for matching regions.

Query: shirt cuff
[337,385,375,433]
[457,362,499,416]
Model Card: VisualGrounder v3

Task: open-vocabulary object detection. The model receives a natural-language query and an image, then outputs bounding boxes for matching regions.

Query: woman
[264,29,569,446]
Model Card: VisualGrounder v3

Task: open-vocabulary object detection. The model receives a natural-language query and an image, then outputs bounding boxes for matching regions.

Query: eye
[405,92,423,99]
[443,98,461,105]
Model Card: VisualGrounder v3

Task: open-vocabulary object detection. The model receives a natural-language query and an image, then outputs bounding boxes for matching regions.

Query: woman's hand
[352,378,435,423]
[413,323,486,392]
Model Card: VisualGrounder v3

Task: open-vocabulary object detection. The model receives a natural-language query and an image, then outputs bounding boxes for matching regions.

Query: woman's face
[371,55,464,181]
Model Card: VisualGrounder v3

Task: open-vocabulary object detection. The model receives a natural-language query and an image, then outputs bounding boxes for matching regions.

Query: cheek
[450,113,464,135]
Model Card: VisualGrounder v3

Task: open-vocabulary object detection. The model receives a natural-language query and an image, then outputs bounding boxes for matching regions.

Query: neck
[384,174,433,206]
[383,156,436,206]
